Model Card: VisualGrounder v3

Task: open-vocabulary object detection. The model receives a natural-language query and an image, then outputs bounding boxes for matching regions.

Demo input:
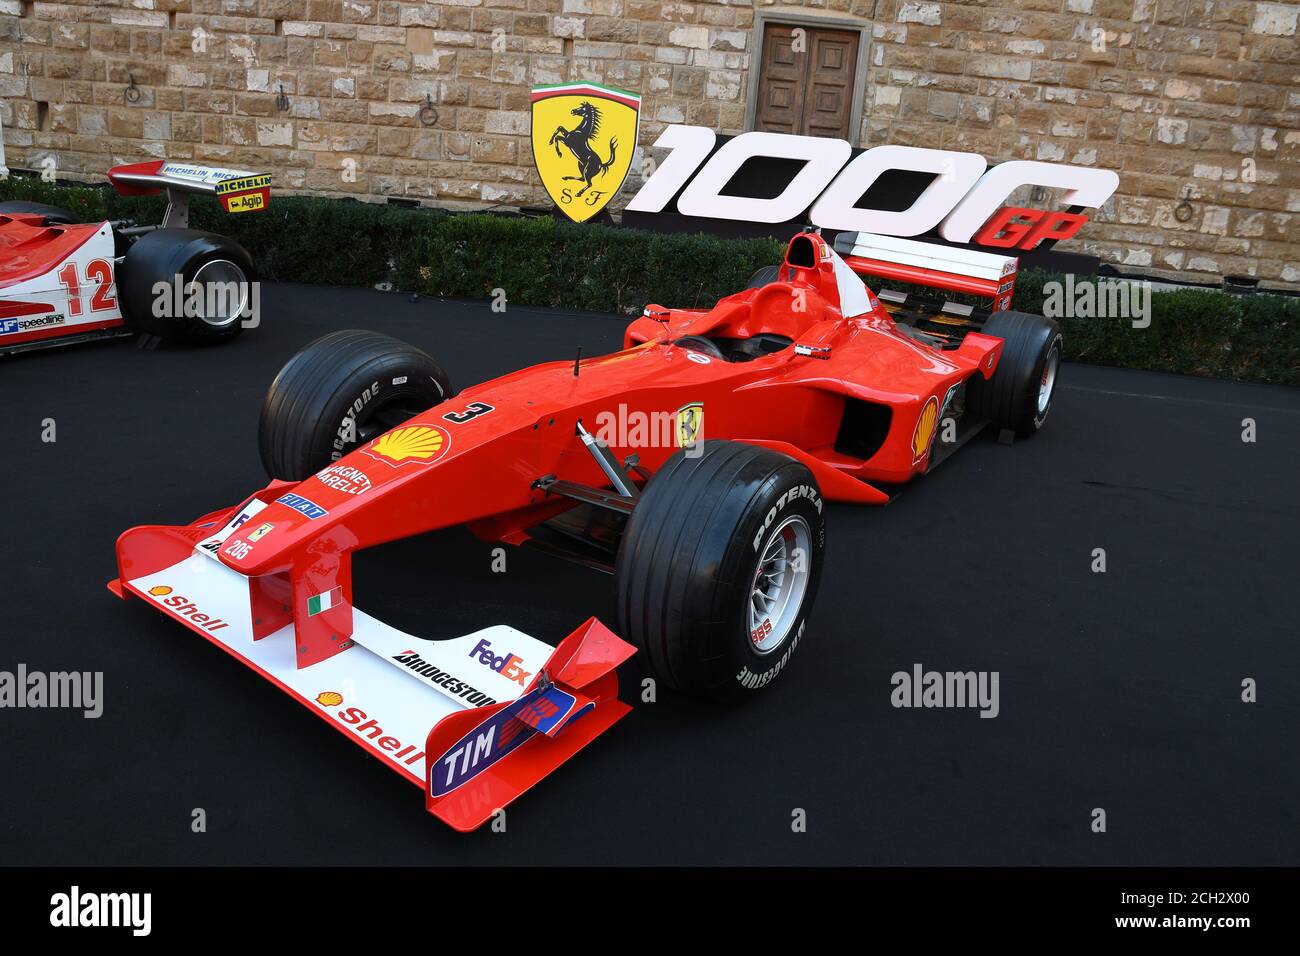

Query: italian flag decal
[307,586,343,616]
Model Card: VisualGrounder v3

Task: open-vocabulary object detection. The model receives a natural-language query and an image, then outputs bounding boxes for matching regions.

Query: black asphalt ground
[1,283,1296,866]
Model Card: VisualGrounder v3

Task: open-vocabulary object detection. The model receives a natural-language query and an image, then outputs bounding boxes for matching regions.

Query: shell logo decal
[315,691,343,707]
[911,395,940,464]
[149,586,173,597]
[362,424,451,467]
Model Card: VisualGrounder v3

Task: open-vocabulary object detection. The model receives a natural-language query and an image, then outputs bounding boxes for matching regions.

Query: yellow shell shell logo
[149,586,173,596]
[315,691,343,707]
[365,425,449,466]
[911,396,940,463]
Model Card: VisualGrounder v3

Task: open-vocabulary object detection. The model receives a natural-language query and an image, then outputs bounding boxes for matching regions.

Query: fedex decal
[469,638,531,687]
[626,126,1118,251]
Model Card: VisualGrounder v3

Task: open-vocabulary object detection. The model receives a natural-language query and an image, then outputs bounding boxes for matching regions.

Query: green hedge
[3,174,1296,385]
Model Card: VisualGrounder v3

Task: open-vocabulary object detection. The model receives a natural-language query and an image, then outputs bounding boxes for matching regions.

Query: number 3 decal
[442,401,495,425]
[56,259,117,316]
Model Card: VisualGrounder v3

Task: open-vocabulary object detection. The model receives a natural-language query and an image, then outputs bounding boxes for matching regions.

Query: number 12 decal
[443,401,495,425]
[56,259,118,316]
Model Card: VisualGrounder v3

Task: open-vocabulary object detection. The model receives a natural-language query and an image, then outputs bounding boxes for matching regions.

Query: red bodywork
[112,231,1005,827]
[2,159,269,354]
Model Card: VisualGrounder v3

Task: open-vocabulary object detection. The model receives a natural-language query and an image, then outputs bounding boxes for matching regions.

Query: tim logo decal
[531,83,640,223]
[428,684,590,798]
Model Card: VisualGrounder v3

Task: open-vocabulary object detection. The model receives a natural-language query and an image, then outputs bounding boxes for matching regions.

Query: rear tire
[116,229,255,346]
[967,310,1062,438]
[258,330,454,480]
[0,200,79,225]
[616,440,826,700]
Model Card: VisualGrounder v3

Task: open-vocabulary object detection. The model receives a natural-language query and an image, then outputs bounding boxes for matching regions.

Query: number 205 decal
[625,126,1119,251]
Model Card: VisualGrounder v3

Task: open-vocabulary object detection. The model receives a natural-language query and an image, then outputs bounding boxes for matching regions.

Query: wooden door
[754,23,860,140]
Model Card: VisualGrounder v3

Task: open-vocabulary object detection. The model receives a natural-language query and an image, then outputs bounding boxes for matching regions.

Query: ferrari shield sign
[531,83,640,222]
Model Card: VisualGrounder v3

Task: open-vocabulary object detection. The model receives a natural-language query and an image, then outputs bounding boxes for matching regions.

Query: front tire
[258,330,454,480]
[968,310,1062,438]
[616,440,826,700]
[116,229,255,346]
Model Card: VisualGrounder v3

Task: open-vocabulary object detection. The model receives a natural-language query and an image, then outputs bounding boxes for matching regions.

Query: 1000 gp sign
[621,125,1119,253]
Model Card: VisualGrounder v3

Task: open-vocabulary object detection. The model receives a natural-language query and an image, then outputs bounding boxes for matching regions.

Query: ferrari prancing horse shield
[531,83,641,223]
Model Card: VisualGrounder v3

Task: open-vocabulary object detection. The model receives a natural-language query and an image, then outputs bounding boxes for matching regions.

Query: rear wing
[107,160,271,227]
[834,232,1018,312]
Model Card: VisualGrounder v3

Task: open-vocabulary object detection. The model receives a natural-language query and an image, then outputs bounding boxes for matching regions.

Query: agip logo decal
[911,395,940,464]
[363,425,451,467]
[531,83,640,223]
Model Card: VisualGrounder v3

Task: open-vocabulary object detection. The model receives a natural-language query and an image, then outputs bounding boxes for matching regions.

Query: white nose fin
[825,242,874,319]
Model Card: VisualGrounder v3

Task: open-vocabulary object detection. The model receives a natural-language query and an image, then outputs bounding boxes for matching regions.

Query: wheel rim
[748,515,813,655]
[188,259,249,328]
[1036,343,1060,417]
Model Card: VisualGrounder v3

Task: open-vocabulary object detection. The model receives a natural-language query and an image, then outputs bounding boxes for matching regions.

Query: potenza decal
[911,395,940,464]
[531,82,641,223]
[752,485,823,551]
[276,492,328,519]
[429,683,590,798]
[362,424,451,467]
[442,401,495,425]
[626,126,1118,250]
[314,463,372,495]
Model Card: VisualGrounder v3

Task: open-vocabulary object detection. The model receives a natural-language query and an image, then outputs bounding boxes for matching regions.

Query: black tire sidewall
[1028,332,1063,432]
[118,230,255,345]
[259,330,453,480]
[616,442,827,700]
[970,311,1061,438]
[714,472,826,694]
[309,359,449,468]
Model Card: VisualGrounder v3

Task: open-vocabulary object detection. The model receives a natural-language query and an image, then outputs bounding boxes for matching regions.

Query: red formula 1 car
[1,160,268,356]
[111,231,1060,829]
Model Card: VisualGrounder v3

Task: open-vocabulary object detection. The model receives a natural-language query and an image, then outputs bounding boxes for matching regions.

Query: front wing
[109,504,635,831]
